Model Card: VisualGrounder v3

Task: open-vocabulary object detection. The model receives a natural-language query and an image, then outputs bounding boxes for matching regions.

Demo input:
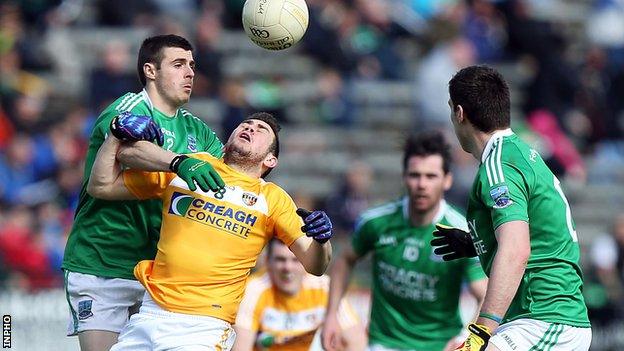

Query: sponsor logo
[378,235,396,246]
[167,191,257,238]
[250,27,270,39]
[242,192,258,206]
[78,300,93,320]
[187,135,197,152]
[529,148,538,162]
[490,185,513,209]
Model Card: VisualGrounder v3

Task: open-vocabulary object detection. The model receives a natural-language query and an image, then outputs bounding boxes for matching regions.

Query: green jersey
[352,198,486,351]
[62,90,223,280]
[467,129,589,327]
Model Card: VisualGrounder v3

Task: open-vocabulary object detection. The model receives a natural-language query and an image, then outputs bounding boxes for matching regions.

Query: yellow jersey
[235,272,360,351]
[123,153,305,323]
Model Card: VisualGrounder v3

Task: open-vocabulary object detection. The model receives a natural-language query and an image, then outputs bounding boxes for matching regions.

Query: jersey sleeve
[269,185,305,246]
[122,170,176,199]
[479,162,530,230]
[351,216,377,257]
[462,256,487,282]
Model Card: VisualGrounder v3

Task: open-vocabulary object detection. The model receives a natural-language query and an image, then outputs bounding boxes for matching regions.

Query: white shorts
[64,270,145,336]
[490,318,592,351]
[111,294,236,351]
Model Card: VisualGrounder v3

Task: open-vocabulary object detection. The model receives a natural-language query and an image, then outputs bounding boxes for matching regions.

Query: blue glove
[110,111,164,146]
[296,208,333,244]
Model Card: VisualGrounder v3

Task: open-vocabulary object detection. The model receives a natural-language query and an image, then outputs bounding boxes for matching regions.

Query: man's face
[225,119,275,161]
[267,242,306,295]
[154,47,195,108]
[448,98,470,152]
[403,155,451,213]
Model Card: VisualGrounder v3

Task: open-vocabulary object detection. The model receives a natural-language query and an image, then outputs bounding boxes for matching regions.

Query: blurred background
[0,0,623,349]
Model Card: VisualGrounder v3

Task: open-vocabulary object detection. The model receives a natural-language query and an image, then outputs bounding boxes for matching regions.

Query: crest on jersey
[242,192,258,206]
[187,135,197,152]
[78,300,93,320]
[490,185,513,209]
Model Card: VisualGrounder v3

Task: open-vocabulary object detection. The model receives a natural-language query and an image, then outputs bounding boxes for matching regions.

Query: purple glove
[110,111,164,146]
[296,208,333,244]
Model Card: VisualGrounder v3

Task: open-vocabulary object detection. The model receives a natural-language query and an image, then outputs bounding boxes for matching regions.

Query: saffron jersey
[123,153,305,323]
[236,272,360,351]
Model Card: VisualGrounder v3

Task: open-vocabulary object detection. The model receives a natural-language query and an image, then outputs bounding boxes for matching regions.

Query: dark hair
[448,65,511,133]
[245,112,281,177]
[403,131,452,174]
[137,34,193,86]
[266,238,281,258]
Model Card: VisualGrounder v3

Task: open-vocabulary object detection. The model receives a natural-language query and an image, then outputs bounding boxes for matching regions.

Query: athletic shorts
[64,270,145,336]
[110,294,236,351]
[490,318,592,351]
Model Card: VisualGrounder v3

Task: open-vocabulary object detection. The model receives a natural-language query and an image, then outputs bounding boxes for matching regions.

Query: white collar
[403,196,447,225]
[141,89,154,111]
[481,128,514,163]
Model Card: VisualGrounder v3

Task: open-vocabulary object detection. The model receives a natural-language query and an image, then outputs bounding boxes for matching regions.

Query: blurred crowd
[0,0,623,329]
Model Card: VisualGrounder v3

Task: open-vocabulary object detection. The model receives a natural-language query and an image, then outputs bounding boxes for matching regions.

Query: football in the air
[242,0,309,51]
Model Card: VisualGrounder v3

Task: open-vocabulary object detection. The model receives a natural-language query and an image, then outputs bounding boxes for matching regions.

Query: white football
[242,0,309,51]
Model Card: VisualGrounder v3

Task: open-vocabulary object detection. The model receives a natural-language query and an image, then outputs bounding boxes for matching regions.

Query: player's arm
[289,235,332,276]
[289,209,333,276]
[232,326,256,351]
[87,135,136,200]
[117,140,178,171]
[476,220,530,332]
[323,243,361,351]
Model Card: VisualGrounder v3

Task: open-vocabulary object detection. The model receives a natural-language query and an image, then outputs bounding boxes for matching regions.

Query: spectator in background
[193,11,223,98]
[415,36,476,129]
[325,161,373,235]
[315,67,354,126]
[0,205,60,291]
[589,213,624,325]
[89,40,140,111]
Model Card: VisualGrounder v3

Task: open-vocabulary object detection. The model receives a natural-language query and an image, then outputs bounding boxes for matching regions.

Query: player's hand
[321,311,342,351]
[173,156,225,192]
[430,224,477,261]
[296,208,333,244]
[455,324,491,351]
[110,111,164,146]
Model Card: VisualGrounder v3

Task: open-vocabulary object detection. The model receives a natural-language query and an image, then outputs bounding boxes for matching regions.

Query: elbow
[87,182,111,200]
[306,264,327,277]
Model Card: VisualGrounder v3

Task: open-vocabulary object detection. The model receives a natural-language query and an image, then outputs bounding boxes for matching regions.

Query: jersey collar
[402,196,447,225]
[481,128,514,164]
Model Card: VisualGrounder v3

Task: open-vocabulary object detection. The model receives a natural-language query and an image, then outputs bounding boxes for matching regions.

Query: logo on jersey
[166,191,258,238]
[187,135,197,152]
[242,192,258,206]
[77,300,93,320]
[490,185,513,209]
[168,192,193,215]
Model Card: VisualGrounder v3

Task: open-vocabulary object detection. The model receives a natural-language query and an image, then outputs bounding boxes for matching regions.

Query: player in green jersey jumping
[323,131,488,351]
[62,34,225,351]
[431,65,591,351]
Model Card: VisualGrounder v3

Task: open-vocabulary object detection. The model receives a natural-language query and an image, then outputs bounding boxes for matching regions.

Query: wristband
[169,155,189,173]
[479,312,503,324]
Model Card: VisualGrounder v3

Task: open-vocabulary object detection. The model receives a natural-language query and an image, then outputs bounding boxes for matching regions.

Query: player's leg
[64,270,145,351]
[78,331,119,351]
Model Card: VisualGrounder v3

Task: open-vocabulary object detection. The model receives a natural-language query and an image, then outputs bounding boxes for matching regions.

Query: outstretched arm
[323,244,360,351]
[116,140,178,171]
[289,236,332,276]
